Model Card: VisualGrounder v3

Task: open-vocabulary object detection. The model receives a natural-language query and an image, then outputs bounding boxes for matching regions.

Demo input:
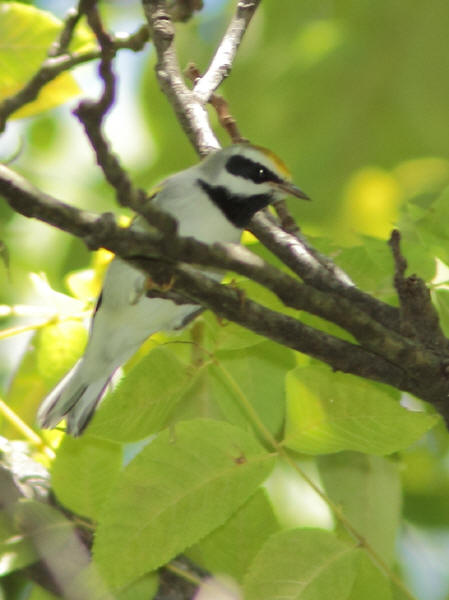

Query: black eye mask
[225,154,282,185]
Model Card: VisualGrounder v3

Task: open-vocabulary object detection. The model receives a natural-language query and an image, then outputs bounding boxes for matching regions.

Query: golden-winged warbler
[37,143,309,435]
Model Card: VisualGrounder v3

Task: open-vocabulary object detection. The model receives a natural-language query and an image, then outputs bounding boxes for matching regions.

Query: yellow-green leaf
[93,419,275,588]
[0,2,81,119]
[284,364,439,455]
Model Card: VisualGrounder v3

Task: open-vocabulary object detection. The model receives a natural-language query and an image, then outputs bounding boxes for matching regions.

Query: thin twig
[0,399,55,459]
[185,63,248,143]
[143,0,220,155]
[145,0,258,151]
[71,1,177,237]
[0,27,150,133]
[389,229,449,352]
[193,0,262,104]
[48,4,83,57]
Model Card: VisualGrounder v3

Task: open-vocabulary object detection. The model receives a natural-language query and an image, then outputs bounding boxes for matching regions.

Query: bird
[37,143,309,436]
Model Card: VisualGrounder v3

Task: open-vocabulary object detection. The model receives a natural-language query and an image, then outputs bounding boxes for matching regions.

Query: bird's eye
[256,167,268,182]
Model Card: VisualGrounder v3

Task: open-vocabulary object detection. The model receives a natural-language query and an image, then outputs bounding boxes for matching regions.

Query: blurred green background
[2,1,449,598]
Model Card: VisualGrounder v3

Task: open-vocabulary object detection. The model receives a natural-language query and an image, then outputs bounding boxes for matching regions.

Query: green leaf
[401,438,449,528]
[392,583,418,600]
[163,363,225,423]
[210,341,294,437]
[284,364,438,455]
[88,346,197,442]
[93,419,276,588]
[399,186,449,276]
[115,573,158,600]
[243,528,357,600]
[202,310,266,351]
[335,239,396,298]
[0,3,81,119]
[161,338,292,438]
[347,552,393,600]
[51,435,122,520]
[318,453,401,564]
[187,488,280,583]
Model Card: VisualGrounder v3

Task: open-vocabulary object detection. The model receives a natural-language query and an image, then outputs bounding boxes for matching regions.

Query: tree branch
[186,63,248,143]
[48,5,83,57]
[72,0,138,208]
[0,163,405,366]
[250,211,401,332]
[142,0,220,155]
[159,262,413,392]
[2,162,449,422]
[193,0,262,103]
[0,0,202,133]
[0,24,150,133]
[389,229,449,351]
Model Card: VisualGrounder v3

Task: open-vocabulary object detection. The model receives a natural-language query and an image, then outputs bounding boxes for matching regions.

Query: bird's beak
[271,180,311,200]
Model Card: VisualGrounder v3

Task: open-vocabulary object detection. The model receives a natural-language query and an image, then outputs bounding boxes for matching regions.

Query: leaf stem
[0,398,55,459]
[0,312,88,340]
[215,362,416,600]
[165,562,203,586]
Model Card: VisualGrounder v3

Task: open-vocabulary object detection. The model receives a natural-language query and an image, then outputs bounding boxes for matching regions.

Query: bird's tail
[37,361,112,436]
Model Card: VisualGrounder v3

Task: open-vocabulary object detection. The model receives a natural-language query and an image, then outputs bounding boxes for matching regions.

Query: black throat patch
[198,179,272,228]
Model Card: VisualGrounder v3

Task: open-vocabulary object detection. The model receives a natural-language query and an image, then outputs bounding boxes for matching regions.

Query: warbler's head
[196,143,310,228]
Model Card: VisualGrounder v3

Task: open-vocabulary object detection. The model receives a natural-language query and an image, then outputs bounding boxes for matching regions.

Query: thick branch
[0,168,406,384]
[250,211,401,332]
[154,262,413,392]
[170,262,449,422]
[3,163,449,422]
[0,165,165,256]
[0,163,413,369]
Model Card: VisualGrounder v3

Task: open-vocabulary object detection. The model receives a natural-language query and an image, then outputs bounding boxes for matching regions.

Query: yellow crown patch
[251,144,292,180]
